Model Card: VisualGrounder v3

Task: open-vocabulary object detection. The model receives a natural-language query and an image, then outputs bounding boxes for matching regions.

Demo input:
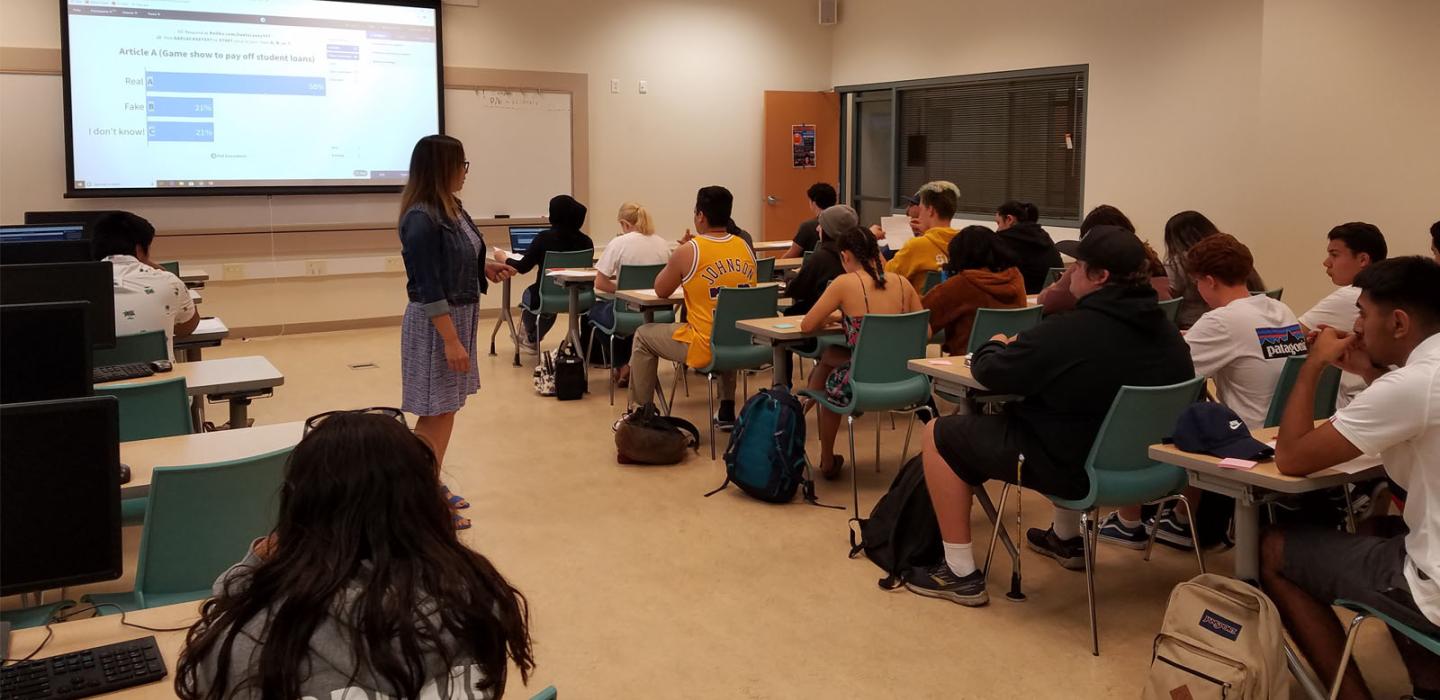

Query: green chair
[791,333,847,381]
[1250,288,1284,301]
[1262,355,1341,428]
[94,330,168,367]
[589,263,674,405]
[519,249,596,342]
[756,256,776,282]
[85,447,292,613]
[529,686,558,700]
[965,306,1045,355]
[1042,266,1067,290]
[158,261,180,276]
[988,376,1206,656]
[1331,600,1440,700]
[1158,298,1182,324]
[696,286,779,458]
[96,376,194,526]
[921,270,944,295]
[799,311,932,517]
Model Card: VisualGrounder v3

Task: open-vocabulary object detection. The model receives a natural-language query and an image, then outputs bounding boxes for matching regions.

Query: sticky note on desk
[927,359,952,366]
[1217,458,1258,470]
[773,323,796,329]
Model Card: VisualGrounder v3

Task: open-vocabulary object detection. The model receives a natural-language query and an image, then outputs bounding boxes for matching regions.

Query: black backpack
[553,340,587,401]
[614,403,700,465]
[849,455,943,589]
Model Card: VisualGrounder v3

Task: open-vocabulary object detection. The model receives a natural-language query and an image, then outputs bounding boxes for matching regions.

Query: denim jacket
[399,205,486,317]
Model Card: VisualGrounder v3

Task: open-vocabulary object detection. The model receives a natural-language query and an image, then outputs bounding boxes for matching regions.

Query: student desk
[187,289,202,306]
[906,357,986,392]
[1148,427,1383,582]
[177,267,208,285]
[609,288,683,324]
[545,268,597,354]
[752,240,790,254]
[97,356,284,429]
[774,257,804,272]
[173,317,229,363]
[736,316,841,388]
[488,268,523,367]
[118,421,303,498]
[6,601,202,698]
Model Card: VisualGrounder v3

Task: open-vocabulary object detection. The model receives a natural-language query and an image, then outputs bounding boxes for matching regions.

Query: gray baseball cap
[817,204,858,237]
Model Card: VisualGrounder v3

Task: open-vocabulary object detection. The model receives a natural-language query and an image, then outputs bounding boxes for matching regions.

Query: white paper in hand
[881,215,914,250]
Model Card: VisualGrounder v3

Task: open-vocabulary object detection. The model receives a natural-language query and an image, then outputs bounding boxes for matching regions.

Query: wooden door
[762,91,840,241]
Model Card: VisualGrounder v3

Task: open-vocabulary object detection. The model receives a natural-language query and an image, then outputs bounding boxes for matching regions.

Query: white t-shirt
[1299,285,1366,407]
[1185,294,1305,429]
[594,231,672,280]
[105,255,197,361]
[1330,333,1440,626]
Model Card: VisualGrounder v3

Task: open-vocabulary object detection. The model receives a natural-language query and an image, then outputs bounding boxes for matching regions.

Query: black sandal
[820,455,844,480]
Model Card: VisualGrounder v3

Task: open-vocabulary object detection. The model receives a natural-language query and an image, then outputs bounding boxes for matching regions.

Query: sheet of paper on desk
[1218,458,1258,470]
[881,215,914,249]
[926,359,952,365]
[1324,453,1383,476]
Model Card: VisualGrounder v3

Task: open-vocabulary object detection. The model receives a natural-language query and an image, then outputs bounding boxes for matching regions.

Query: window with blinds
[841,66,1087,226]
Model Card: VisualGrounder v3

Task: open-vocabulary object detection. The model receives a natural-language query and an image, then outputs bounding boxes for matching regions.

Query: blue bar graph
[145,72,325,96]
[146,96,214,117]
[148,121,215,143]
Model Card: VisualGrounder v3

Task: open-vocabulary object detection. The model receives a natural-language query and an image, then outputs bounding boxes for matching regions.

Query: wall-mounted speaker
[819,0,838,26]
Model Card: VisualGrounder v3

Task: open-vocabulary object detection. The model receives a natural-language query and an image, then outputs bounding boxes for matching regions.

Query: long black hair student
[175,411,534,700]
[946,225,1019,275]
[832,225,888,289]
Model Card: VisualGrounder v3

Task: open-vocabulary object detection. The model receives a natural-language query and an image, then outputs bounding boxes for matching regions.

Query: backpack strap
[662,415,701,450]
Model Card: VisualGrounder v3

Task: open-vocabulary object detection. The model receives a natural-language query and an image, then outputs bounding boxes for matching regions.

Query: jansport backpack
[707,387,830,505]
[848,455,943,589]
[1143,574,1290,700]
[614,403,700,465]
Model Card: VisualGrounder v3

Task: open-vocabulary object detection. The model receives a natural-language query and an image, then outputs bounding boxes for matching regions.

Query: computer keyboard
[91,363,154,384]
[0,635,166,699]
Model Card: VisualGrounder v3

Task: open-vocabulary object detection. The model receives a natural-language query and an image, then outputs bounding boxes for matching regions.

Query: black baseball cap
[901,190,922,207]
[1170,403,1274,461]
[1055,225,1148,277]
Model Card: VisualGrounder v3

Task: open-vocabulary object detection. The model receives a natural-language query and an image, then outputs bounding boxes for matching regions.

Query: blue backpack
[706,387,839,508]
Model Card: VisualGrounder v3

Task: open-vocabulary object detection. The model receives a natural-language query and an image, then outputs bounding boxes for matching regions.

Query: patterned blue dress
[400,216,482,416]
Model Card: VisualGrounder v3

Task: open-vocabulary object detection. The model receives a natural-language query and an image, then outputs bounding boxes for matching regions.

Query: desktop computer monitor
[0,238,92,265]
[0,223,87,242]
[1,302,94,404]
[0,261,115,349]
[509,226,547,256]
[0,396,122,597]
[23,210,119,232]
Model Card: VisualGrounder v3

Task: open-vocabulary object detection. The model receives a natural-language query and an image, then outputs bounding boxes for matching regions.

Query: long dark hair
[1163,210,1220,269]
[400,135,466,225]
[176,414,533,700]
[996,201,1039,225]
[946,226,1017,274]
[1079,204,1134,236]
[835,226,887,289]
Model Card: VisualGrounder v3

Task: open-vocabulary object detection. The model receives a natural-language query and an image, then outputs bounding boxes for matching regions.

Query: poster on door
[792,124,816,169]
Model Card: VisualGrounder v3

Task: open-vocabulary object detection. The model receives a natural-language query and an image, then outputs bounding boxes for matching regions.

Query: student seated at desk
[784,204,855,316]
[905,227,1193,606]
[1162,210,1267,329]
[885,181,961,291]
[921,226,1026,356]
[800,226,921,478]
[492,194,593,352]
[175,410,534,700]
[590,202,671,387]
[1099,233,1300,549]
[1298,222,1388,408]
[92,211,199,361]
[870,189,923,260]
[781,182,838,260]
[1261,257,1440,700]
[626,186,757,428]
[1035,204,1173,315]
[994,200,1062,294]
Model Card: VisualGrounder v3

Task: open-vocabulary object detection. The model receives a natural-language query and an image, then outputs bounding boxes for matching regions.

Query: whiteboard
[444,89,572,219]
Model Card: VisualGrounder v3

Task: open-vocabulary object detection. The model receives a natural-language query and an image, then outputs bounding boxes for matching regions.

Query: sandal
[615,365,631,388]
[442,485,470,510]
[452,513,472,531]
[820,455,844,481]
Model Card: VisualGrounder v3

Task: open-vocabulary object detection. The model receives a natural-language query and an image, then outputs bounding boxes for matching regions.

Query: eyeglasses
[463,161,470,173]
[303,407,407,435]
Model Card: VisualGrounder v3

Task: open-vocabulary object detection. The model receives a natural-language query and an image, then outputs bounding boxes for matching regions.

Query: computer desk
[6,601,202,699]
[177,267,208,286]
[172,317,229,363]
[118,421,303,498]
[97,356,284,429]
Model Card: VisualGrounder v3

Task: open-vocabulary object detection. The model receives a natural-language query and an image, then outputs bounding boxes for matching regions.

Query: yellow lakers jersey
[674,233,757,368]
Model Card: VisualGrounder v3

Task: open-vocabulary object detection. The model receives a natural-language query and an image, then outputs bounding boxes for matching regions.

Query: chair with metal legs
[695,286,779,458]
[1329,600,1440,700]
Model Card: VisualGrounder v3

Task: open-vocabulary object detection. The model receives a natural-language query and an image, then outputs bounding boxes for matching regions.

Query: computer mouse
[150,360,173,373]
[119,464,131,484]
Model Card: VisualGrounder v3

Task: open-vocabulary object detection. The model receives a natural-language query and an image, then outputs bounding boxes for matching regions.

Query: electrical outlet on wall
[305,260,327,276]
[222,263,245,280]
[638,80,648,94]
[609,78,620,94]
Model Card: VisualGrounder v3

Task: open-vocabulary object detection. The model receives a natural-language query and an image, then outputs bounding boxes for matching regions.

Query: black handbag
[553,340,587,401]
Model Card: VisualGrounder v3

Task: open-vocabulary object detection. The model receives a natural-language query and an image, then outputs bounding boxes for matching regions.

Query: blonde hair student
[618,201,656,236]
[590,201,674,388]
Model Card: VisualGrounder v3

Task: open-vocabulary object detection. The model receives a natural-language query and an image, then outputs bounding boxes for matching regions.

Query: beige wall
[833,0,1439,312]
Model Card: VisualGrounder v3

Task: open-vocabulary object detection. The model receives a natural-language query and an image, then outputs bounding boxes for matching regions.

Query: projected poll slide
[62,0,442,195]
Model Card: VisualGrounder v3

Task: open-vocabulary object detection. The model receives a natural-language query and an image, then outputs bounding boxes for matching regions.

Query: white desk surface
[774,257,804,271]
[1149,426,1387,495]
[175,317,229,345]
[613,288,684,307]
[907,357,985,390]
[737,316,841,343]
[119,421,303,495]
[753,240,791,252]
[188,288,202,304]
[545,267,598,283]
[7,601,202,699]
[177,267,208,283]
[96,356,284,396]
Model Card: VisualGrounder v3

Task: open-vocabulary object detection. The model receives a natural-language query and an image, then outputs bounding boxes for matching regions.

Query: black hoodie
[997,222,1063,294]
[510,195,594,292]
[970,284,1195,498]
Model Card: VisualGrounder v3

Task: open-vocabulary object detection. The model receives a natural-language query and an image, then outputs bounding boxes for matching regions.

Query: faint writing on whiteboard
[472,90,569,111]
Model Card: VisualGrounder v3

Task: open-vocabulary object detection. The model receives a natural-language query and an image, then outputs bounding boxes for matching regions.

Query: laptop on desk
[508,226,546,259]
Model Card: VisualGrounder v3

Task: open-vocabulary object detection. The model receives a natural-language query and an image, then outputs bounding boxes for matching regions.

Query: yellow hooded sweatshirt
[886,226,958,291]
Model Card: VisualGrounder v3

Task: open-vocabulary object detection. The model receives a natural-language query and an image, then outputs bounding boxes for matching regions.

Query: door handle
[766,195,780,205]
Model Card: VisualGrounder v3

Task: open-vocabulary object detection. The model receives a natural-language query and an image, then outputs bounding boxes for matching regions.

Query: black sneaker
[1151,508,1195,550]
[1026,527,1087,571]
[1096,511,1148,550]
[715,400,737,432]
[903,563,989,607]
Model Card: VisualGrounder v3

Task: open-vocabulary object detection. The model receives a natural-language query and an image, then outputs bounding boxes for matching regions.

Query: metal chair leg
[898,411,917,469]
[707,374,717,460]
[1081,509,1100,656]
[873,413,882,473]
[1175,494,1207,574]
[1342,485,1357,534]
[984,483,1012,585]
[608,334,617,406]
[847,414,859,518]
[1143,504,1163,562]
[1329,612,1369,700]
